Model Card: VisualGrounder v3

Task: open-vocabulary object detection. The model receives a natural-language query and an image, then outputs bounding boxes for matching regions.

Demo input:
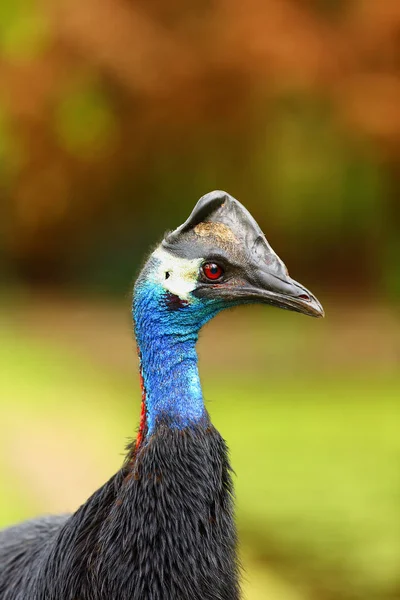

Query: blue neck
[133,276,223,437]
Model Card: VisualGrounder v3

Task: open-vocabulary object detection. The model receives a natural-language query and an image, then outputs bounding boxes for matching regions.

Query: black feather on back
[0,423,240,600]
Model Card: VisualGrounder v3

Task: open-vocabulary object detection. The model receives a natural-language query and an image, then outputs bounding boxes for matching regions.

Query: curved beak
[197,263,324,318]
[231,272,325,318]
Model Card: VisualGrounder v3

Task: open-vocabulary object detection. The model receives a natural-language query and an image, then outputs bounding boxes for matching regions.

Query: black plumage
[0,425,238,599]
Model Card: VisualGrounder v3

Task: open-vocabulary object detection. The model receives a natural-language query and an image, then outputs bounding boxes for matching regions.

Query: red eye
[202,262,224,281]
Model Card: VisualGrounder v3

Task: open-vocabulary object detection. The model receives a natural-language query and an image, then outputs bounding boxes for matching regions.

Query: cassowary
[0,191,323,599]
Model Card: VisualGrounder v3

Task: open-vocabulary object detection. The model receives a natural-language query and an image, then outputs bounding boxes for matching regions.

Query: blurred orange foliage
[0,0,399,284]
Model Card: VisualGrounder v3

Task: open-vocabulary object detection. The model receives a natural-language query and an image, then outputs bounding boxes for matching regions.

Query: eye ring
[202,262,224,281]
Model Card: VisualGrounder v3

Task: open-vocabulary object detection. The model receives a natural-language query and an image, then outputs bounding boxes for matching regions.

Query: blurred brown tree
[0,0,399,291]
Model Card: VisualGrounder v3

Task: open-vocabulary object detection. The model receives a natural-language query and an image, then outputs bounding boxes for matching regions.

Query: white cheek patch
[152,247,202,301]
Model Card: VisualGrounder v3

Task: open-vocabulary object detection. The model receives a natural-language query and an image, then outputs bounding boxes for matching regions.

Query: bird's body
[0,426,237,600]
[0,191,323,599]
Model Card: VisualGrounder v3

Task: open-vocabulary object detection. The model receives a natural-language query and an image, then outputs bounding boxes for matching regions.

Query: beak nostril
[298,294,311,301]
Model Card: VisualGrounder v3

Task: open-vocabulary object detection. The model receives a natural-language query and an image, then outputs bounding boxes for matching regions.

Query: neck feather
[133,277,218,441]
[136,325,206,436]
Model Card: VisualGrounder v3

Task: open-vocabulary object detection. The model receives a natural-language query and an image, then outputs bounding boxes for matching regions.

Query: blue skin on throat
[133,260,227,436]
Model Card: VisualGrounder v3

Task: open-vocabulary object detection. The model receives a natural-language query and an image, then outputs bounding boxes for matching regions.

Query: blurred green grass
[1,322,399,600]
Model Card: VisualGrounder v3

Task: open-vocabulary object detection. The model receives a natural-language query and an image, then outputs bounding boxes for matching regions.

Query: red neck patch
[136,350,147,449]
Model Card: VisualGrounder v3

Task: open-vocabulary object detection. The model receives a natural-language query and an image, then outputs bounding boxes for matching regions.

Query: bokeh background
[1,1,400,598]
